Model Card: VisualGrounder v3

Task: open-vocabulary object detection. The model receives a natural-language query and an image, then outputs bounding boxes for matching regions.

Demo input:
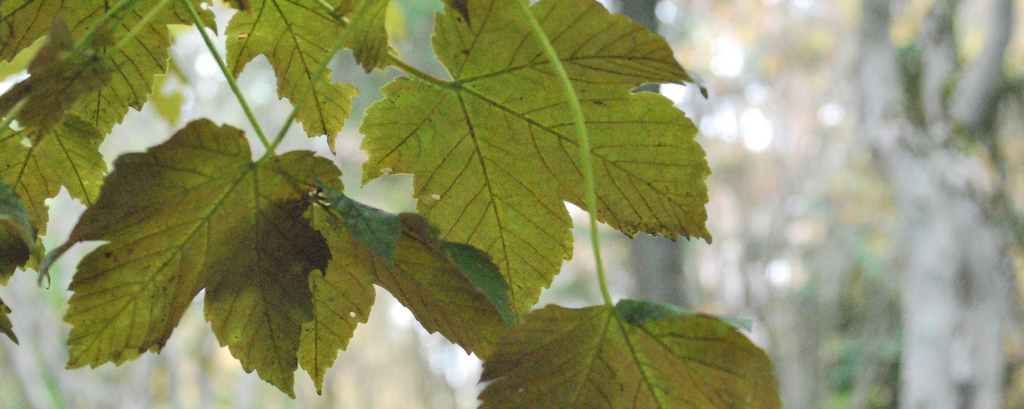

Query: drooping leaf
[615,299,753,331]
[0,0,216,134]
[61,119,338,396]
[345,0,391,71]
[0,17,112,137]
[0,181,34,283]
[374,213,511,358]
[316,179,402,266]
[299,204,377,394]
[313,183,513,359]
[225,0,358,151]
[0,296,16,344]
[480,303,780,408]
[361,0,710,318]
[0,115,105,236]
[442,241,515,326]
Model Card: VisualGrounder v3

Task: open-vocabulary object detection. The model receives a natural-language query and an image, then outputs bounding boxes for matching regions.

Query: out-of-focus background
[1,0,1022,407]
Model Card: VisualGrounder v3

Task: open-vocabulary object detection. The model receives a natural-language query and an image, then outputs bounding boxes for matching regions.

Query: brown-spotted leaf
[480,302,780,408]
[361,0,709,319]
[226,0,357,151]
[60,119,338,396]
[0,115,105,236]
[299,204,377,394]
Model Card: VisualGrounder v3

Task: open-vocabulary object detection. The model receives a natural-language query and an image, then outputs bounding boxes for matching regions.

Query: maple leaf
[60,119,339,396]
[0,297,16,344]
[374,212,512,358]
[0,116,106,236]
[0,17,112,138]
[225,0,358,151]
[345,0,391,71]
[0,0,215,134]
[0,181,35,283]
[361,0,710,318]
[299,203,378,394]
[480,302,780,408]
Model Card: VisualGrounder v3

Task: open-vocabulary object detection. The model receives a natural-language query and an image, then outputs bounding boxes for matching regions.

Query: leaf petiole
[308,0,452,90]
[178,0,272,152]
[0,99,27,140]
[514,0,612,307]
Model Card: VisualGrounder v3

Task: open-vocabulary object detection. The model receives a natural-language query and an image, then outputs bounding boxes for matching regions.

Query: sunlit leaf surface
[0,116,105,236]
[62,119,338,396]
[362,0,710,318]
[225,0,358,151]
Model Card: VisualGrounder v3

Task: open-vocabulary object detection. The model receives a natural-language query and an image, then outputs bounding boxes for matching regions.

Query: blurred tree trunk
[618,0,688,307]
[857,0,1016,408]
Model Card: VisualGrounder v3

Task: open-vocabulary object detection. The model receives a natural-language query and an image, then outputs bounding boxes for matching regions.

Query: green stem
[178,0,271,152]
[264,21,355,156]
[385,55,453,90]
[514,0,612,307]
[106,0,173,56]
[308,0,452,88]
[0,99,27,139]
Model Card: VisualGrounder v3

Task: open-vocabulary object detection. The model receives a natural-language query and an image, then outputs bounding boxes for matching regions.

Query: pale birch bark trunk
[857,1,1015,408]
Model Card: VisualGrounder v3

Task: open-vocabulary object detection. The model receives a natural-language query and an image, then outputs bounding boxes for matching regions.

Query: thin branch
[178,0,271,151]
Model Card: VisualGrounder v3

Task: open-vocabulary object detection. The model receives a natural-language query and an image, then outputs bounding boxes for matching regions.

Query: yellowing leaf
[299,204,377,394]
[0,0,215,134]
[226,0,358,151]
[61,119,338,396]
[0,296,16,344]
[0,115,105,236]
[375,213,510,358]
[346,0,391,71]
[313,184,513,359]
[361,0,710,318]
[480,303,780,409]
[0,17,112,137]
[0,181,34,283]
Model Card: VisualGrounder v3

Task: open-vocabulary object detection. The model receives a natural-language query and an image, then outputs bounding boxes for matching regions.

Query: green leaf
[0,296,16,344]
[480,304,780,408]
[361,0,710,318]
[442,241,515,326]
[312,183,512,358]
[0,115,106,236]
[615,299,753,331]
[345,0,391,71]
[316,179,402,266]
[299,203,377,394]
[61,119,338,396]
[0,0,216,134]
[0,17,112,137]
[225,0,358,151]
[0,181,35,283]
[374,213,510,358]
